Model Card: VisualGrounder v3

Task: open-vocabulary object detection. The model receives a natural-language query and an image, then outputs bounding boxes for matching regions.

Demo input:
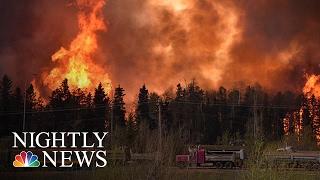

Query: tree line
[0,74,318,151]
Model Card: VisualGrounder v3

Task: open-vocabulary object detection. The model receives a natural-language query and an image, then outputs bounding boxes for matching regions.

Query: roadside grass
[244,167,320,180]
[2,135,320,180]
[2,163,320,180]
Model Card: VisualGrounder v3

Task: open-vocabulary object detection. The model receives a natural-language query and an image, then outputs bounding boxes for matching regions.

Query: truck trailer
[176,146,245,169]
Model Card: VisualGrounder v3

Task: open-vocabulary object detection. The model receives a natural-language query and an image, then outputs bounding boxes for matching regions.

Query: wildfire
[41,0,111,93]
[283,74,320,144]
[303,74,320,99]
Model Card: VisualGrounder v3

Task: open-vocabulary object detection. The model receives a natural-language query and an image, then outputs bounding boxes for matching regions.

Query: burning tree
[283,74,320,145]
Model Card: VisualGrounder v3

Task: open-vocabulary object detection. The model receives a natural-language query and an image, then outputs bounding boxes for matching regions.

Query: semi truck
[264,146,320,170]
[176,145,245,169]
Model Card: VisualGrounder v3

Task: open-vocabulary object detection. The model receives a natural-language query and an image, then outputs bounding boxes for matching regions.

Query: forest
[0,74,319,152]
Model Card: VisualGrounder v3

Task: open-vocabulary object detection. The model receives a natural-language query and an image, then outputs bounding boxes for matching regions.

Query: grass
[2,134,320,180]
[0,166,241,180]
[2,163,320,180]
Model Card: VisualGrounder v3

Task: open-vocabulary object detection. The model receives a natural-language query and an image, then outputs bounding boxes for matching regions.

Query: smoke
[225,0,320,92]
[1,0,320,100]
[104,0,242,98]
[0,0,78,87]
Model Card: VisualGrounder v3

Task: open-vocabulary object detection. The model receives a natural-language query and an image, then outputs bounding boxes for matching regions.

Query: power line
[0,100,311,116]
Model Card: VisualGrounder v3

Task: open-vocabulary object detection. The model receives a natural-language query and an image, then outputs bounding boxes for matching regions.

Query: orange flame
[303,74,320,143]
[283,74,320,144]
[42,0,111,93]
[303,74,320,99]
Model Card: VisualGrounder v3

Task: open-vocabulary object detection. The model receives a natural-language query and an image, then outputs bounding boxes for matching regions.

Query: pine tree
[0,75,13,136]
[13,87,23,110]
[71,88,86,107]
[83,92,93,130]
[217,86,228,133]
[136,84,155,130]
[172,84,186,139]
[262,92,272,139]
[161,99,173,135]
[26,84,37,111]
[25,84,38,130]
[49,79,71,108]
[12,87,23,131]
[272,92,285,139]
[113,85,126,129]
[48,79,72,131]
[241,86,255,137]
[227,89,240,135]
[112,85,126,146]
[203,91,221,144]
[86,93,93,108]
[176,83,185,101]
[126,113,136,148]
[93,83,110,131]
[0,75,13,110]
[70,88,86,131]
[185,80,204,143]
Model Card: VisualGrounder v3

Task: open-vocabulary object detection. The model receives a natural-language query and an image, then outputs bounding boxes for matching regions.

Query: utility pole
[158,100,162,160]
[231,91,235,132]
[200,102,204,142]
[23,81,26,131]
[110,87,113,148]
[110,102,113,148]
[253,91,258,139]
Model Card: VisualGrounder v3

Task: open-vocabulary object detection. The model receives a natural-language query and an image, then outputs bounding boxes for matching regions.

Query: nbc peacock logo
[13,151,40,167]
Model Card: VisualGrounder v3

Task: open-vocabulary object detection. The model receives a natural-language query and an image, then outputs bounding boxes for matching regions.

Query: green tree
[93,83,110,131]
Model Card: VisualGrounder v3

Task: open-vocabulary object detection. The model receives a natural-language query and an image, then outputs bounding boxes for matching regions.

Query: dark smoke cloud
[1,0,320,100]
[0,0,77,86]
[225,0,320,92]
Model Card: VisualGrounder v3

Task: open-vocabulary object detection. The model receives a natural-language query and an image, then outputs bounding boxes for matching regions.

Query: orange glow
[31,79,41,99]
[283,114,290,135]
[303,74,320,143]
[283,108,303,137]
[200,1,241,86]
[140,0,242,92]
[295,108,303,136]
[303,74,320,99]
[41,0,111,94]
[284,74,320,144]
